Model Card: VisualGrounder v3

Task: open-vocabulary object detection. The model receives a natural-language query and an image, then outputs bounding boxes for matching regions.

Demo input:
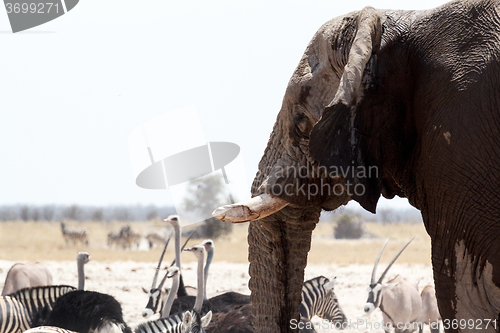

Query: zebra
[7,285,76,320]
[300,276,347,328]
[108,226,140,250]
[0,296,30,333]
[0,286,76,333]
[135,310,211,333]
[203,276,345,333]
[107,231,124,249]
[60,223,88,247]
[120,226,141,250]
[0,285,77,333]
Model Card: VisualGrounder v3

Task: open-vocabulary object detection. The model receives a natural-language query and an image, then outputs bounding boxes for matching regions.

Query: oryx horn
[371,238,389,284]
[151,231,172,289]
[377,237,416,284]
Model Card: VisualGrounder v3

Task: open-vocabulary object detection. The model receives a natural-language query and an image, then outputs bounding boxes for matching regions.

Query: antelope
[417,285,441,333]
[1,262,53,295]
[364,238,422,333]
[146,232,167,250]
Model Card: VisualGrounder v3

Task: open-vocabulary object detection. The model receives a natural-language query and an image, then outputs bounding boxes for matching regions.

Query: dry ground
[0,219,436,332]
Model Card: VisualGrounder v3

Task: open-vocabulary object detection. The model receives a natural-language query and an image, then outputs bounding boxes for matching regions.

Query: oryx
[364,238,422,333]
[417,285,441,333]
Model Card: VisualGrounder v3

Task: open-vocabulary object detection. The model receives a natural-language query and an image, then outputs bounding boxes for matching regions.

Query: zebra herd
[60,222,168,251]
[107,226,142,250]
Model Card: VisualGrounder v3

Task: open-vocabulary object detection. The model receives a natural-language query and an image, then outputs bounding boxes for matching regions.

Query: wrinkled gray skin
[225,1,500,332]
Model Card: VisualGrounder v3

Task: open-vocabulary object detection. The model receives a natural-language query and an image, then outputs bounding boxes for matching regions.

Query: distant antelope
[146,232,167,250]
[417,285,441,333]
[364,238,422,333]
[60,222,88,247]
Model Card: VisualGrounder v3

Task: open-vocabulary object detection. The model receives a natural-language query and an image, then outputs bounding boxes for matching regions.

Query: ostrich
[163,215,190,297]
[75,252,90,290]
[33,252,131,333]
[168,242,214,316]
[198,240,250,313]
[204,276,347,333]
[141,227,199,319]
[167,239,250,315]
[2,262,53,295]
[135,249,212,333]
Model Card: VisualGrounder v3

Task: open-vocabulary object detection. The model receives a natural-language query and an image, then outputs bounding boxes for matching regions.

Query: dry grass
[0,220,430,265]
[309,221,431,265]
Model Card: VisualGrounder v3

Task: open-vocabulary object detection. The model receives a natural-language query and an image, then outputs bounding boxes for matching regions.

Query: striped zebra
[0,296,30,333]
[300,276,347,327]
[60,223,89,247]
[108,226,140,250]
[135,310,212,333]
[0,286,76,333]
[8,286,76,320]
[107,231,124,249]
[23,326,78,333]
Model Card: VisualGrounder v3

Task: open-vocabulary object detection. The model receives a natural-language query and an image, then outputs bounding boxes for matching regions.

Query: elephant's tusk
[212,194,289,223]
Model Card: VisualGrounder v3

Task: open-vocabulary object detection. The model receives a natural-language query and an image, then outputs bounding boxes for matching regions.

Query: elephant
[213,0,500,332]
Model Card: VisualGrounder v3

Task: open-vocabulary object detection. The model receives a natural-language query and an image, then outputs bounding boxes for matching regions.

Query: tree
[62,205,83,221]
[333,214,366,239]
[183,174,233,239]
[20,205,29,221]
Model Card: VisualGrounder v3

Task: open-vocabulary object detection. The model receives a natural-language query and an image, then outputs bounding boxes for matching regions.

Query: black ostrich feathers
[36,290,131,333]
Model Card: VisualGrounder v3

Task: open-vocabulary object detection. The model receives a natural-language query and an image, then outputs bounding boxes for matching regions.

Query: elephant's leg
[431,234,500,333]
[248,206,320,333]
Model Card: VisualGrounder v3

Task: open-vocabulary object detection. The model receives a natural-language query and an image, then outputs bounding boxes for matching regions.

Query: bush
[334,214,366,239]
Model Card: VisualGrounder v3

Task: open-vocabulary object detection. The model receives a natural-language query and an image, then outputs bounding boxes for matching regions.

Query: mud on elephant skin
[214,1,500,332]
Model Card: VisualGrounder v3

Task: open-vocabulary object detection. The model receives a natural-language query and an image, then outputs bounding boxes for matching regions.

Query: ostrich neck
[203,249,213,300]
[161,274,179,318]
[173,223,182,272]
[194,253,204,313]
[172,221,188,297]
[77,259,85,290]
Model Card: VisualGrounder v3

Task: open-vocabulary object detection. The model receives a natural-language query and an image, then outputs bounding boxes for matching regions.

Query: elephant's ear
[310,6,382,213]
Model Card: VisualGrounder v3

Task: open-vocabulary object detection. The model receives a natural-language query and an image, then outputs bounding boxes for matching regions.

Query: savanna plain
[0,218,436,333]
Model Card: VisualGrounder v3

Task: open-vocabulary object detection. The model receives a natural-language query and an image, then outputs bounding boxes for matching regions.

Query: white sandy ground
[0,260,436,333]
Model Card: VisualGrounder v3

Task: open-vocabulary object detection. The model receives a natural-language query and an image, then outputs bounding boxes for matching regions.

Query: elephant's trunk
[248,206,320,332]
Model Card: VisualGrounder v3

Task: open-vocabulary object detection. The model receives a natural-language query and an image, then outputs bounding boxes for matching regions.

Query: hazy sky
[0,0,450,213]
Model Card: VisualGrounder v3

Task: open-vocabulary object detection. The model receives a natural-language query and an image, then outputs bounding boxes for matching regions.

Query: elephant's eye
[293,113,313,136]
